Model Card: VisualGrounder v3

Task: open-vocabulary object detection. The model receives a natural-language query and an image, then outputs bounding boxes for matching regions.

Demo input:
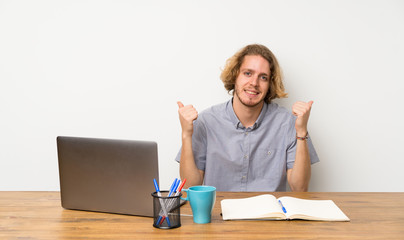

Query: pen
[168,178,179,197]
[278,200,287,214]
[175,179,186,195]
[153,179,171,227]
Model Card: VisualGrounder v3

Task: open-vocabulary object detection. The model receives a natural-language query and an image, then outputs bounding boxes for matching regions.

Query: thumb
[308,101,314,107]
[177,101,184,108]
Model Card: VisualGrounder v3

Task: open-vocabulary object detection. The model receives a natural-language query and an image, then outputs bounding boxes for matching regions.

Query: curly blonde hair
[220,44,288,103]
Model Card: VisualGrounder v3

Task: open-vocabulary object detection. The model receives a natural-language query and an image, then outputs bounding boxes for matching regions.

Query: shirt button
[245,132,249,135]
[268,151,271,156]
[242,176,246,179]
[244,155,248,159]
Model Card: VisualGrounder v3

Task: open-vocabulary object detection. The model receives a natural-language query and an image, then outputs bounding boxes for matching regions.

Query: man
[176,44,319,192]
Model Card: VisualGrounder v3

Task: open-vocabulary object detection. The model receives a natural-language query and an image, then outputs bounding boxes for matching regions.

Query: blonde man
[176,44,319,192]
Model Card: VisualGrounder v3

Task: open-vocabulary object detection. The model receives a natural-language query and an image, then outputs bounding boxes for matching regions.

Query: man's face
[234,55,270,108]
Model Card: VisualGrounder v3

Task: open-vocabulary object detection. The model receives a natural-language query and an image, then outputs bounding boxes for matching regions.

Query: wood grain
[1,191,403,239]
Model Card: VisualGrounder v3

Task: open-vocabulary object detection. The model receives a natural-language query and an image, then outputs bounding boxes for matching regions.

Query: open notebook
[221,194,350,221]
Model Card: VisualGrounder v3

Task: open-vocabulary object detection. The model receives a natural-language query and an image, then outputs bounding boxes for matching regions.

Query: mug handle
[180,189,189,201]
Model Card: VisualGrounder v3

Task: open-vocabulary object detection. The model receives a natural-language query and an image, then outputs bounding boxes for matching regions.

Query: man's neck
[232,97,264,128]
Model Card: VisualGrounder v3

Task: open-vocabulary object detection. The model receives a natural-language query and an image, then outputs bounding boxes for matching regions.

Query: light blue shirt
[175,99,319,191]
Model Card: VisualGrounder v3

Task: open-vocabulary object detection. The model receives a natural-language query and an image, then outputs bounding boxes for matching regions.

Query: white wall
[1,0,403,191]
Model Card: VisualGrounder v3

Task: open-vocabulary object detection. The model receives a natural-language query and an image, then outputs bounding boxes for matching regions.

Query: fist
[177,101,198,137]
[292,101,313,136]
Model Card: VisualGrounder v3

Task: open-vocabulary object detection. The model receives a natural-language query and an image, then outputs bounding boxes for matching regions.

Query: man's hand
[292,101,313,137]
[177,101,198,138]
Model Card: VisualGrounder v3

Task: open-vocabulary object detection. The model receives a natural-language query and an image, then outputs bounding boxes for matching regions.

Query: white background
[1,0,403,191]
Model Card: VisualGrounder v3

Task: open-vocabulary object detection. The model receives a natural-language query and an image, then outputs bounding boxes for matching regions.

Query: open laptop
[56,136,159,217]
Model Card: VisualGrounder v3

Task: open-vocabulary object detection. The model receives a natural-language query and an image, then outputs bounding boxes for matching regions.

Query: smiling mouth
[245,90,259,95]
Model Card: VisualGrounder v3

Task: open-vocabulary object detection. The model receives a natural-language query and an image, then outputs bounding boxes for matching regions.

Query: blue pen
[167,178,178,197]
[153,179,171,227]
[153,179,163,225]
[278,200,287,214]
[169,179,180,197]
[153,179,159,192]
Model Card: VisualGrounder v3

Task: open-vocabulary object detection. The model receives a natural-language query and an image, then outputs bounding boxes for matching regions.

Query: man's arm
[287,101,313,192]
[177,101,204,189]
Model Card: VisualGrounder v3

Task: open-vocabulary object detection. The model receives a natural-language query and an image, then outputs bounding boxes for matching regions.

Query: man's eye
[261,76,268,81]
[244,71,251,76]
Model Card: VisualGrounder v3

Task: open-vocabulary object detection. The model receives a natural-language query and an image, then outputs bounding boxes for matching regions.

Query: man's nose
[249,75,258,86]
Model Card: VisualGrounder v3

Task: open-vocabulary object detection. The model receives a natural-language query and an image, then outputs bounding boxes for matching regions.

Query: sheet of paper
[221,194,284,220]
[279,196,350,221]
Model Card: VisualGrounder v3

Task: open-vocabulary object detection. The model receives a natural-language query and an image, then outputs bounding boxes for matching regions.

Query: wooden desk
[1,192,403,239]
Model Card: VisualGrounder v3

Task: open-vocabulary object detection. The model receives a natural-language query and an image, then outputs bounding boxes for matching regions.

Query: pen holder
[152,191,182,229]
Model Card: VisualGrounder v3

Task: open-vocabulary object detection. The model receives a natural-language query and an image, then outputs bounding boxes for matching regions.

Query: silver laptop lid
[57,136,159,217]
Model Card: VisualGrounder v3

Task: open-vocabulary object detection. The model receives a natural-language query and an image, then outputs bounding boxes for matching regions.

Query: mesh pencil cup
[152,191,182,229]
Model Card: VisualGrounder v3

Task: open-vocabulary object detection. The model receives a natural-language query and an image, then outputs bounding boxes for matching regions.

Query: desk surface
[1,191,403,239]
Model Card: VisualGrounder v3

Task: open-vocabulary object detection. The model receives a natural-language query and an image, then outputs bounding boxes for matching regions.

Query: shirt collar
[226,98,268,130]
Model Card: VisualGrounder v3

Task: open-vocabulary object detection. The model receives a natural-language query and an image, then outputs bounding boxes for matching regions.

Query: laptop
[56,136,159,217]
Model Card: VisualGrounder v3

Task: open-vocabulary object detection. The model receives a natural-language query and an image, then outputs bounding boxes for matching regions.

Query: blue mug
[181,185,216,224]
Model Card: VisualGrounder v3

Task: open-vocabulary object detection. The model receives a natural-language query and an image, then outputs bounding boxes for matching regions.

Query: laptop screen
[57,136,159,217]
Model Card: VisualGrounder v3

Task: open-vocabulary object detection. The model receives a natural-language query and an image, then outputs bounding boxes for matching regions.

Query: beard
[234,86,266,108]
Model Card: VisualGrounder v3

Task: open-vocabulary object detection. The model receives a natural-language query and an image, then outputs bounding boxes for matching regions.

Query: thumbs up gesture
[292,101,314,137]
[177,101,198,138]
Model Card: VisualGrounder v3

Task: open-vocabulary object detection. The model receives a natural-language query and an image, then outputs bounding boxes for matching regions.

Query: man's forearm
[288,140,311,191]
[179,135,203,188]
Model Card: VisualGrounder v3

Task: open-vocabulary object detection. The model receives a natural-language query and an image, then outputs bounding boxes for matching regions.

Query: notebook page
[221,194,284,220]
[278,196,350,221]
